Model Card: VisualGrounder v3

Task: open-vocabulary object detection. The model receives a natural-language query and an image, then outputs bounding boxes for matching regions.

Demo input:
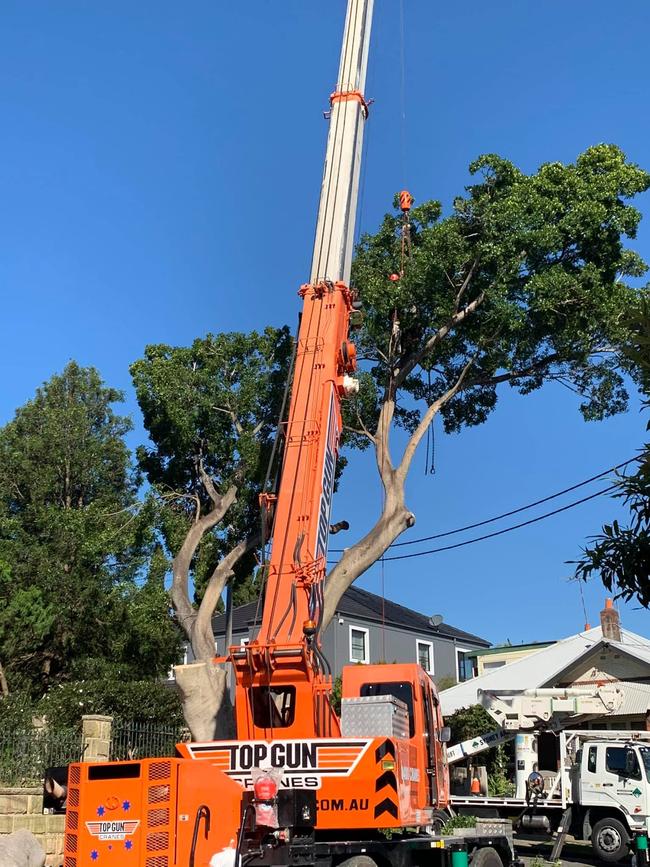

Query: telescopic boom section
[231,0,374,741]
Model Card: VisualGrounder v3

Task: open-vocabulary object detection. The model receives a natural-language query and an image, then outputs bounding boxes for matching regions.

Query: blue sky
[2,1,649,646]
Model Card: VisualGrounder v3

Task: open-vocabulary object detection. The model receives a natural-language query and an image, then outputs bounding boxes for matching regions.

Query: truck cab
[570,735,650,860]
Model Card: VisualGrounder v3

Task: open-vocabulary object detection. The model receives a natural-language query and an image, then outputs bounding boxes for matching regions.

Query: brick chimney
[600,598,621,642]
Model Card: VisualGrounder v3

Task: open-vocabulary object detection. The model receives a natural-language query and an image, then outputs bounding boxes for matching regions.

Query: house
[209,585,490,686]
[469,640,556,677]
[440,599,650,732]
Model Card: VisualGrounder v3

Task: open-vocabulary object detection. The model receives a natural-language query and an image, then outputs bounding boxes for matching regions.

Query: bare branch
[454,259,479,308]
[395,289,486,389]
[197,459,222,508]
[397,355,476,482]
[170,484,238,639]
[0,661,9,698]
[193,532,261,660]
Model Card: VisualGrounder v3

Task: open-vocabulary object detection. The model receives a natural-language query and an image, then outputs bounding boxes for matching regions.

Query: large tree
[0,362,178,697]
[574,303,650,605]
[323,144,649,626]
[131,328,293,738]
[133,145,649,740]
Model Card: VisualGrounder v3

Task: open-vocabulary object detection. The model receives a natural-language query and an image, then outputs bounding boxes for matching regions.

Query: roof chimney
[600,598,621,643]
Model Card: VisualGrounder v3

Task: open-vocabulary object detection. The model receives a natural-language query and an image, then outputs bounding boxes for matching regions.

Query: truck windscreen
[639,747,650,779]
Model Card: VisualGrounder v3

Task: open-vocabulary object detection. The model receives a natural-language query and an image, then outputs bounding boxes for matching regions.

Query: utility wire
[330,457,636,553]
[328,484,618,565]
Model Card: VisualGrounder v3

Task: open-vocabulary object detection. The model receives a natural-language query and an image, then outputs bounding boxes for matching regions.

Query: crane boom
[231,0,374,742]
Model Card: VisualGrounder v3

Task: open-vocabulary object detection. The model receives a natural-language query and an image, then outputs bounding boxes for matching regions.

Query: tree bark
[0,661,9,698]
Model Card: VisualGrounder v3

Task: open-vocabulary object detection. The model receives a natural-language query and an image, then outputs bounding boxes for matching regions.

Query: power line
[328,483,619,565]
[330,457,636,553]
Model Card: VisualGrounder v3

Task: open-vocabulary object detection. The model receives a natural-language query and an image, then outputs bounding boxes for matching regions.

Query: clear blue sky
[2,1,649,645]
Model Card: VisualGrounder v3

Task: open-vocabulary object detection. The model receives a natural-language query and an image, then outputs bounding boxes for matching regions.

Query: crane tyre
[335,857,377,867]
[591,817,630,862]
[469,846,503,867]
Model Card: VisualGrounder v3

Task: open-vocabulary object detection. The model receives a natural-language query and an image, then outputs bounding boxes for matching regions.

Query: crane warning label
[185,738,371,789]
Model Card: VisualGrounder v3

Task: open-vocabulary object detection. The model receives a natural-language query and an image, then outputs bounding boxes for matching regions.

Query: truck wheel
[591,817,630,863]
[336,857,377,867]
[470,846,503,867]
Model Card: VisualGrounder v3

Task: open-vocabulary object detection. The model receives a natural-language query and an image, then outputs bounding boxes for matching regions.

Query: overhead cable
[330,457,636,553]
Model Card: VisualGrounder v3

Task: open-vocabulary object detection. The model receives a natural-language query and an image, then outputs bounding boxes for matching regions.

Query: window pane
[606,747,641,780]
[351,629,366,661]
[418,643,431,671]
[588,746,597,773]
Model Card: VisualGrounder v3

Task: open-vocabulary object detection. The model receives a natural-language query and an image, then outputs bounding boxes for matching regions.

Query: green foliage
[441,814,477,834]
[445,704,514,794]
[349,145,649,442]
[330,675,343,715]
[0,362,180,695]
[574,303,650,605]
[38,680,184,729]
[131,327,292,607]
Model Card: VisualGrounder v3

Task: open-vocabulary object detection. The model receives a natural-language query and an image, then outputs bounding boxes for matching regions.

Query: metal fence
[0,727,83,785]
[109,719,187,761]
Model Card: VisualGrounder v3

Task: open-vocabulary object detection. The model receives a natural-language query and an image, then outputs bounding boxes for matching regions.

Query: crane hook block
[399,190,414,212]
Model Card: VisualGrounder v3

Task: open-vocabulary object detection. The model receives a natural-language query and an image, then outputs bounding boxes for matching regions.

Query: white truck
[447,687,650,861]
[453,729,650,862]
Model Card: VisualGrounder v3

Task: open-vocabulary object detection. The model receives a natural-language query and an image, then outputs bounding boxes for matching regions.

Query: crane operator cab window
[250,686,296,728]
[360,681,415,737]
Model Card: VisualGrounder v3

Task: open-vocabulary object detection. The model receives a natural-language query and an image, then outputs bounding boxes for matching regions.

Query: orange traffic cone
[470,776,481,795]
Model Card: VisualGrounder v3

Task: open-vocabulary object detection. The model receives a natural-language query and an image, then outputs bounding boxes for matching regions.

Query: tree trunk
[0,661,9,698]
[322,478,414,630]
[173,660,235,740]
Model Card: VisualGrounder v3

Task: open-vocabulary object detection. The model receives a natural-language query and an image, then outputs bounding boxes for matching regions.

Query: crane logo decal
[185,738,371,789]
[85,819,140,841]
[315,386,339,560]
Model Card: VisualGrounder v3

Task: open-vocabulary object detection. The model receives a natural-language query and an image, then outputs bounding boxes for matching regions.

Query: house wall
[198,617,483,692]
[559,647,650,686]
[476,646,552,676]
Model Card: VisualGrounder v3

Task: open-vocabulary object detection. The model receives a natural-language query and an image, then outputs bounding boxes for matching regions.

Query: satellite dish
[429,614,443,628]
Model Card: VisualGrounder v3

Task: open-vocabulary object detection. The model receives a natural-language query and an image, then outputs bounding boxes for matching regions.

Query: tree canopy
[0,362,179,697]
[324,144,650,627]
[574,303,650,605]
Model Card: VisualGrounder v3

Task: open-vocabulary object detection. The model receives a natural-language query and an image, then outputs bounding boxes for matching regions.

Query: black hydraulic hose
[234,803,256,867]
[189,804,211,867]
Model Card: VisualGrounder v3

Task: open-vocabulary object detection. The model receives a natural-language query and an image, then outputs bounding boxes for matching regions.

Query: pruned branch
[170,484,238,636]
[397,355,477,481]
[193,531,261,660]
[395,289,486,389]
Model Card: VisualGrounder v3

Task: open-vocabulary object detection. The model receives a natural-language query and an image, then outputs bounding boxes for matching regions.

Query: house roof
[440,625,650,716]
[213,585,490,647]
[471,641,555,658]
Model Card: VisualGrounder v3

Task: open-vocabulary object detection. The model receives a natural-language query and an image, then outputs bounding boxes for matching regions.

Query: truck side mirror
[439,726,451,743]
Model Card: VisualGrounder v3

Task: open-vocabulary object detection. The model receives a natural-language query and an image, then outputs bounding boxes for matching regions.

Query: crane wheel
[335,857,377,867]
[469,846,504,867]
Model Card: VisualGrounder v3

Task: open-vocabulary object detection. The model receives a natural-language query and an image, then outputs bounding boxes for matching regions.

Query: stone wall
[0,714,113,867]
[0,788,65,866]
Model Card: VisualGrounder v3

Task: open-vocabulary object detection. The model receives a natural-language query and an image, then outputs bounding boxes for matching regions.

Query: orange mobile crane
[58,4,515,867]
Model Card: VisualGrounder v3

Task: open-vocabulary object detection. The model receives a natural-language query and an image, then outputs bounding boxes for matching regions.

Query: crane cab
[341,662,451,812]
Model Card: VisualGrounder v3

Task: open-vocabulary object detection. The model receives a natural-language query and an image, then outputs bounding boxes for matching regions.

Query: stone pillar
[81,715,112,763]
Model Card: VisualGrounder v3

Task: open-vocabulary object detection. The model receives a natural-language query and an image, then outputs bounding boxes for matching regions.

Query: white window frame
[456,646,473,682]
[349,625,370,664]
[416,639,434,675]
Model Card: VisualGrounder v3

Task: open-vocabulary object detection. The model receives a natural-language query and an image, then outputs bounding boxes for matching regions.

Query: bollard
[636,833,649,867]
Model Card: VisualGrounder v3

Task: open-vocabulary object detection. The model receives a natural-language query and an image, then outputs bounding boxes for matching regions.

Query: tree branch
[170,485,238,638]
[397,355,477,482]
[0,661,9,698]
[193,532,261,660]
[395,289,486,389]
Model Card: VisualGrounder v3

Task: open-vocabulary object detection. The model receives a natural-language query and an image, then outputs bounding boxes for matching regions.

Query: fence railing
[109,719,187,761]
[0,727,83,785]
